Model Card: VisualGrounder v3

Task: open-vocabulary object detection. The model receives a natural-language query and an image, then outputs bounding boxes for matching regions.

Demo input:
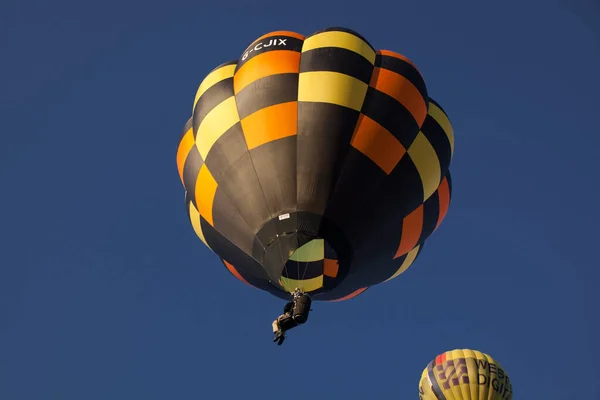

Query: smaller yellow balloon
[419,349,512,400]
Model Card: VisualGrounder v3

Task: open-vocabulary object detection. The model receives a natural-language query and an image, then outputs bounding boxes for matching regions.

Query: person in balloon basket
[272,289,312,346]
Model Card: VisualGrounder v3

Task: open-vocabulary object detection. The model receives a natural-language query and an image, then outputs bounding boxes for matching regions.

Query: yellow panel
[195,96,240,160]
[188,200,210,249]
[408,132,441,201]
[428,102,455,156]
[194,164,218,226]
[193,64,237,112]
[279,275,323,293]
[302,31,376,64]
[298,71,368,111]
[384,245,420,282]
[288,239,324,262]
[462,350,482,400]
[419,369,429,398]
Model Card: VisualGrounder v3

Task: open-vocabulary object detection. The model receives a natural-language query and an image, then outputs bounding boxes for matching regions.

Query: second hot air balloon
[419,349,513,399]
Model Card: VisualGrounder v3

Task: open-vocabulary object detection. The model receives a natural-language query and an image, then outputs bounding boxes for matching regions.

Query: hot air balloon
[176,27,455,302]
[419,349,513,400]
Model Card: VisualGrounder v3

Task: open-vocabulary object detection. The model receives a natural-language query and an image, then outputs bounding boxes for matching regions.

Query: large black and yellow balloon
[419,349,513,399]
[176,27,455,301]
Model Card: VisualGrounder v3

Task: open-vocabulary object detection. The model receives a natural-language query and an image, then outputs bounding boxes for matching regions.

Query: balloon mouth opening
[278,238,340,293]
[254,211,352,295]
[287,238,327,263]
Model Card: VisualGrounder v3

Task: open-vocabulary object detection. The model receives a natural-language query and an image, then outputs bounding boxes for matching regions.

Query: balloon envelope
[419,349,513,400]
[176,27,455,301]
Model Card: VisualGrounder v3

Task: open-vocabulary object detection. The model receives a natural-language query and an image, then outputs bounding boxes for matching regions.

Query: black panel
[310,212,352,286]
[283,260,323,280]
[214,152,272,234]
[333,153,423,263]
[361,86,420,149]
[199,215,276,291]
[348,240,426,289]
[248,135,297,222]
[323,153,426,288]
[253,218,279,261]
[324,240,338,259]
[181,145,203,209]
[323,147,388,247]
[375,155,425,220]
[184,193,195,223]
[296,102,361,215]
[235,74,299,119]
[204,122,248,183]
[299,47,374,84]
[295,212,321,238]
[179,117,193,141]
[211,187,256,256]
[263,232,300,280]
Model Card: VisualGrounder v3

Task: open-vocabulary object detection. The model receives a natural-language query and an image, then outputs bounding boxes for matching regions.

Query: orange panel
[370,67,428,127]
[394,204,424,259]
[223,260,251,286]
[194,164,218,226]
[234,50,301,94]
[323,259,339,278]
[176,127,195,184]
[351,114,406,174]
[435,177,451,230]
[240,102,297,150]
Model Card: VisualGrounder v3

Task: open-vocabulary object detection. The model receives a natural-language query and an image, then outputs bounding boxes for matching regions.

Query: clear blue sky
[1,0,598,398]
